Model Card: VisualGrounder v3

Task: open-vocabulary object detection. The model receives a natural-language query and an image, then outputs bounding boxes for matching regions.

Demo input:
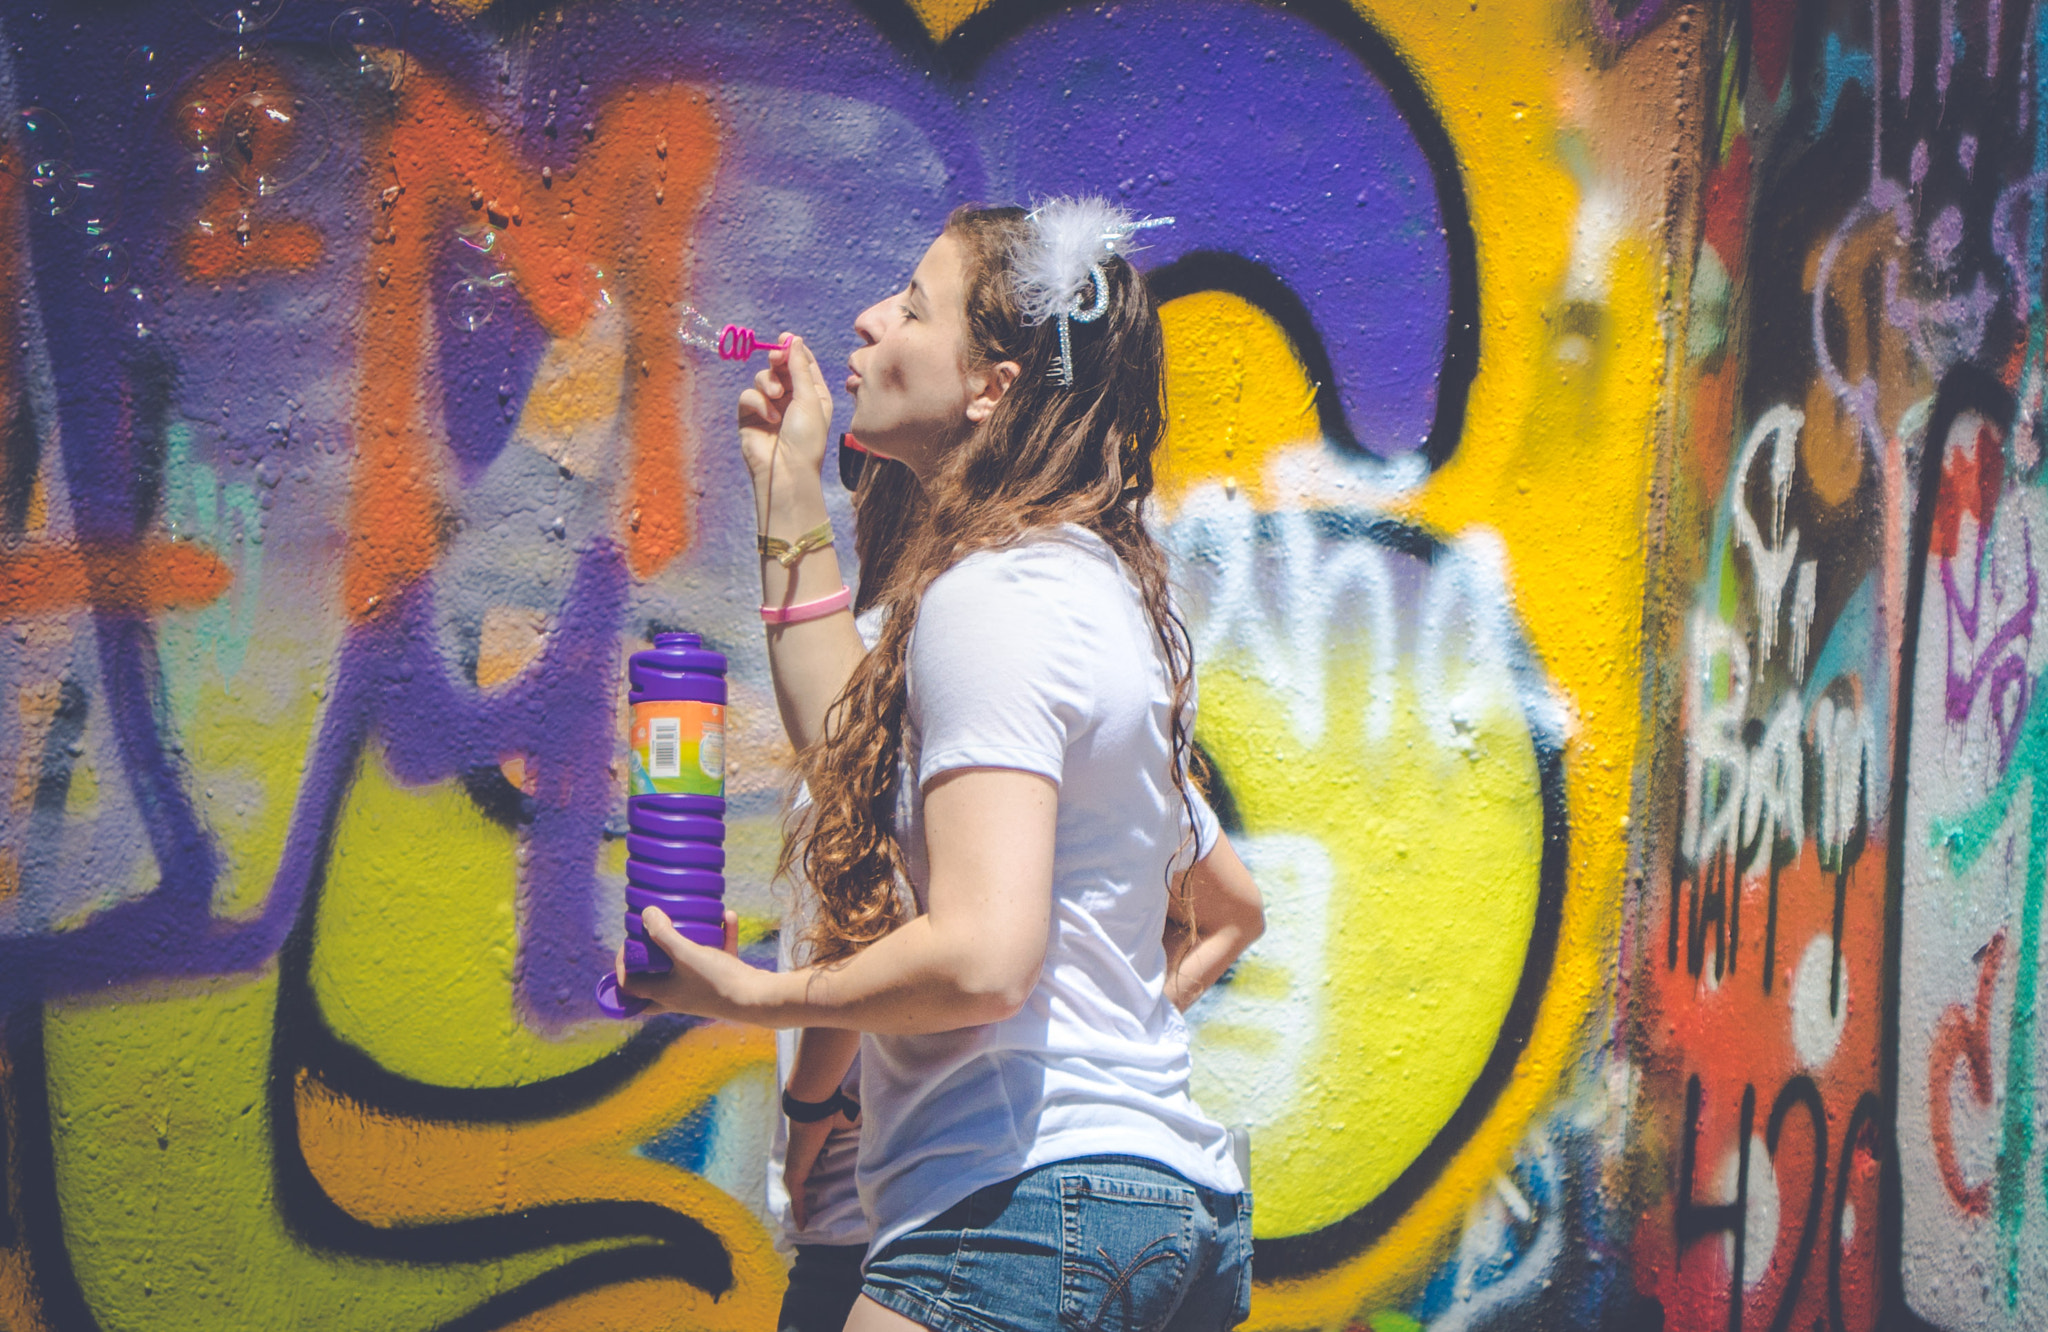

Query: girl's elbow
[949,961,1036,1024]
[1228,896,1266,946]
[963,974,1034,1024]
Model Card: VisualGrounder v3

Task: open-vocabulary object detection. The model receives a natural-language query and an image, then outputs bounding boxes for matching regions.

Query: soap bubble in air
[125,45,168,103]
[179,93,230,174]
[28,160,76,218]
[11,105,74,164]
[189,0,286,35]
[122,285,154,338]
[86,243,131,294]
[4,107,76,215]
[330,7,405,91]
[222,89,331,197]
[69,170,122,237]
[447,273,513,333]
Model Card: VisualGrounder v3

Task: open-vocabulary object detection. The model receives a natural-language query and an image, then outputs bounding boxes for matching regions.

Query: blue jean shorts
[861,1156,1252,1332]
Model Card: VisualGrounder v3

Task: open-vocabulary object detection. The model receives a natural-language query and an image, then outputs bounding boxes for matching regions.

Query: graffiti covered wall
[0,0,2036,1328]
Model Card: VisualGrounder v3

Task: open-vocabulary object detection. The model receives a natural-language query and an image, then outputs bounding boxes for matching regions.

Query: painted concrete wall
[0,0,2038,1328]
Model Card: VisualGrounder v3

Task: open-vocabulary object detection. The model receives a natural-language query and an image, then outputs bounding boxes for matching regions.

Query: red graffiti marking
[1931,422,2004,560]
[341,70,718,620]
[1928,930,2004,1217]
[0,541,232,618]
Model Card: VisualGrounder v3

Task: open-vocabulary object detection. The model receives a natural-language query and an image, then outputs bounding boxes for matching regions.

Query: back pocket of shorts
[1057,1172,1196,1332]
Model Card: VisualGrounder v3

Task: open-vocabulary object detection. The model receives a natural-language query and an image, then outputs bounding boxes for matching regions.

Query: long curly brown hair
[784,204,1201,966]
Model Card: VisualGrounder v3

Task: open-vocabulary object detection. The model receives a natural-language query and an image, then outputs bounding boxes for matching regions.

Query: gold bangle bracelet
[757,520,834,568]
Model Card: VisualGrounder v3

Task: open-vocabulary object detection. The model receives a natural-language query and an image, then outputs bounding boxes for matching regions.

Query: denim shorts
[861,1156,1252,1332]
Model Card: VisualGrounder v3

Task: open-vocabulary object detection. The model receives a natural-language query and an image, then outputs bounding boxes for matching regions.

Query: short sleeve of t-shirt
[907,543,1102,790]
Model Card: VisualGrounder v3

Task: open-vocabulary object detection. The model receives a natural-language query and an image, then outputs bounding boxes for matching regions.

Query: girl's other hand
[782,1100,858,1230]
[737,334,834,487]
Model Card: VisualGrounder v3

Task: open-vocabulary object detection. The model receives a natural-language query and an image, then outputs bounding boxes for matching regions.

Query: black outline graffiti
[1677,1074,1756,1332]
[1764,1076,1826,1332]
[257,755,737,1326]
[1148,251,1364,453]
[1881,363,2015,1332]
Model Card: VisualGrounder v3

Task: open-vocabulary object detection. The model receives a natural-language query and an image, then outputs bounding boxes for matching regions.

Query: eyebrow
[906,277,926,311]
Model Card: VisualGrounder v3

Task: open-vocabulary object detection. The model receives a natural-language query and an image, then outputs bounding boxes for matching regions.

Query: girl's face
[846,231,1003,480]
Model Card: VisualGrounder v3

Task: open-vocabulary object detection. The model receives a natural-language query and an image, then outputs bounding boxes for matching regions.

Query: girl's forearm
[753,460,865,749]
[786,1025,861,1101]
[723,913,1031,1034]
[1165,921,1256,1011]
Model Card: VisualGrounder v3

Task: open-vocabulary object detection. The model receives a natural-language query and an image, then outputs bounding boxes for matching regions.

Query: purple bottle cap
[625,885,726,921]
[629,634,728,706]
[626,834,725,870]
[625,861,725,897]
[594,972,648,1019]
[623,938,673,975]
[626,802,725,842]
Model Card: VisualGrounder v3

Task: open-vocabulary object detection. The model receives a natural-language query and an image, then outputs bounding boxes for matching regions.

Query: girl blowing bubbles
[622,200,1266,1332]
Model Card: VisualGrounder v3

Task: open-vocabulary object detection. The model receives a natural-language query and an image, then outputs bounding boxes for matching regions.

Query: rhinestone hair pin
[1014,198,1175,386]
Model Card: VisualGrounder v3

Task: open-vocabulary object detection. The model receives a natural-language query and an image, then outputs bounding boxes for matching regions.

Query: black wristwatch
[782,1087,860,1124]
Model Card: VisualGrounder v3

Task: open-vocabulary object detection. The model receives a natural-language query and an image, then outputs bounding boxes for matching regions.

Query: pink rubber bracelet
[761,585,852,625]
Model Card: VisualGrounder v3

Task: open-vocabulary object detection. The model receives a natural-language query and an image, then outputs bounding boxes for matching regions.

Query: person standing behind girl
[624,198,1265,1331]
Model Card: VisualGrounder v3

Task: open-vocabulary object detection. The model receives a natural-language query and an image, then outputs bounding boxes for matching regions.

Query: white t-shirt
[856,524,1238,1260]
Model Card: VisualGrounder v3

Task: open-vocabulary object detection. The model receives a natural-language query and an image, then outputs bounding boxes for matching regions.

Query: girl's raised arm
[738,334,868,750]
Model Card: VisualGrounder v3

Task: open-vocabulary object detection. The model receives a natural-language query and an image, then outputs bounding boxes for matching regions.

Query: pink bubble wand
[679,305,790,361]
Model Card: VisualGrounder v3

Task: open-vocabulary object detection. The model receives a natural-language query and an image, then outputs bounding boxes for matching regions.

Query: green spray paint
[1933,660,2048,1308]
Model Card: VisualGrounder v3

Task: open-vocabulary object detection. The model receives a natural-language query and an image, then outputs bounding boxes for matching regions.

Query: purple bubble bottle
[595,631,729,1019]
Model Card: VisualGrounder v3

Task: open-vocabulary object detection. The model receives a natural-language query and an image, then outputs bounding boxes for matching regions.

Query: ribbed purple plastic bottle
[594,632,729,1019]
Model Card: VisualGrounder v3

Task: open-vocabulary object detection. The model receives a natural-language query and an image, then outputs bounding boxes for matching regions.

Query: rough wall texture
[0,0,2039,1328]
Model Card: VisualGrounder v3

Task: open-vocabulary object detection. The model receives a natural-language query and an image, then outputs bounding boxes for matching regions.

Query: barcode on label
[650,718,682,778]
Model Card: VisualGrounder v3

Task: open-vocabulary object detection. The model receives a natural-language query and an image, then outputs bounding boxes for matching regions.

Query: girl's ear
[965,360,1022,424]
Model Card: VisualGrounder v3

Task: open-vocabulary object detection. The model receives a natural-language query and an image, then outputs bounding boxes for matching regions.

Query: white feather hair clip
[1014,197,1174,386]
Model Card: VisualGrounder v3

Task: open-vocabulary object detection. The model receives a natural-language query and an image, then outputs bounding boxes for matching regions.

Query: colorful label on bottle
[629,699,725,796]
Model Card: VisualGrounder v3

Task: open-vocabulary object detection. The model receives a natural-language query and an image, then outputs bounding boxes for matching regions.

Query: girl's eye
[898,305,916,320]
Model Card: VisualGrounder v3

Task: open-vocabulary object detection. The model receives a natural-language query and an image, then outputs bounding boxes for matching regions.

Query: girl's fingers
[642,905,682,956]
[737,387,782,429]
[722,909,740,956]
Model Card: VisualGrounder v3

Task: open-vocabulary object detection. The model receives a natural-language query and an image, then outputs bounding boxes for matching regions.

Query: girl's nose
[852,299,887,345]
